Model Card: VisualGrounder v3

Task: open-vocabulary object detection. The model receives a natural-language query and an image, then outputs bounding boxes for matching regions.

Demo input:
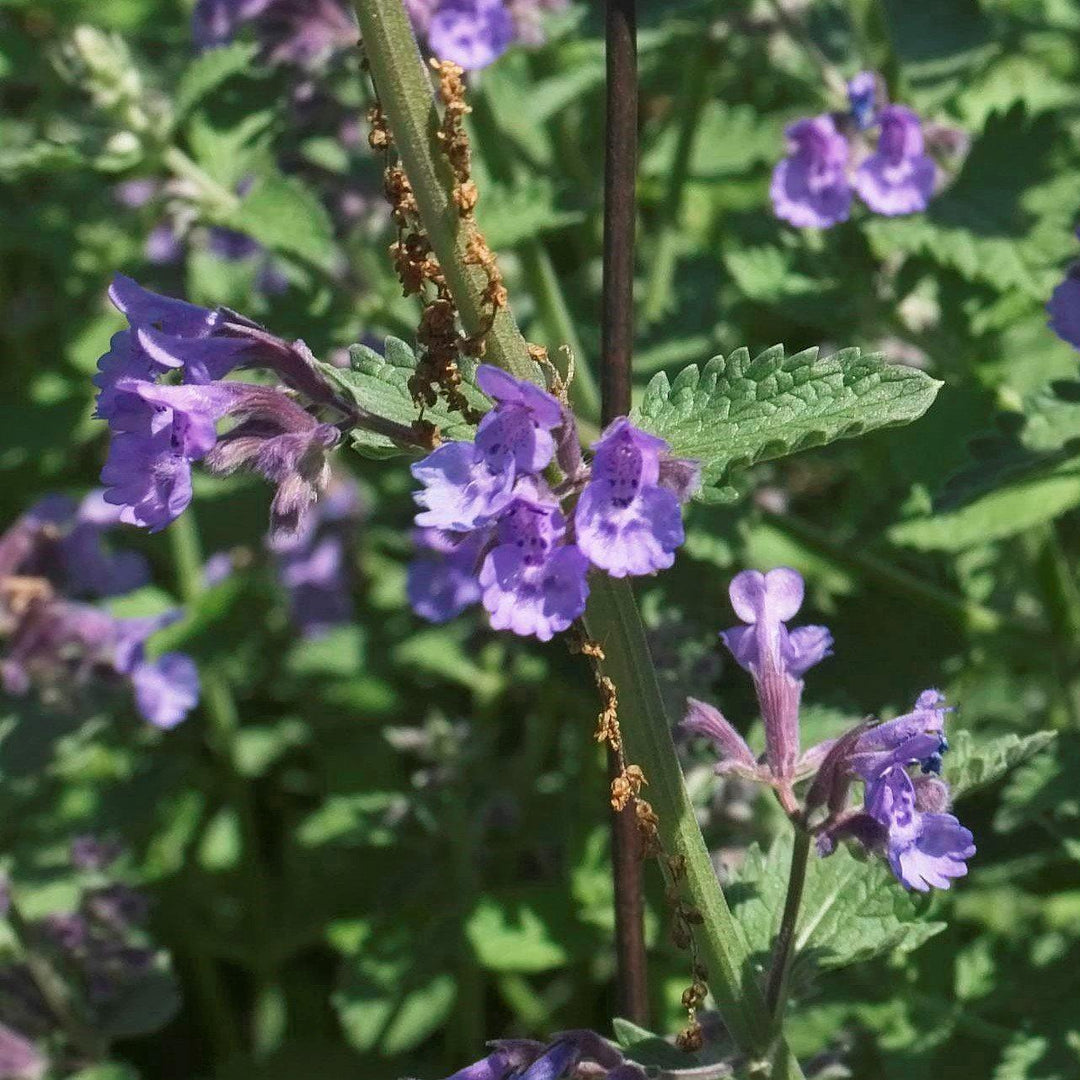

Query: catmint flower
[95,275,348,536]
[1048,260,1080,351]
[268,477,361,636]
[865,764,975,891]
[407,368,697,640]
[687,567,974,891]
[435,1031,636,1080]
[853,105,936,216]
[407,528,486,623]
[574,418,698,578]
[719,568,832,779]
[0,1024,44,1080]
[478,493,589,641]
[770,116,852,229]
[846,70,879,129]
[427,0,515,70]
[772,78,949,228]
[410,364,563,531]
[193,0,358,66]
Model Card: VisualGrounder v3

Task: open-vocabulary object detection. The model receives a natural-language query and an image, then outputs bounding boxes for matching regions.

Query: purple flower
[427,0,515,70]
[410,365,563,532]
[114,612,201,729]
[847,71,879,129]
[719,568,832,780]
[408,528,487,623]
[1048,263,1080,351]
[71,836,123,873]
[853,105,936,216]
[269,478,362,636]
[436,1032,631,1080]
[193,0,358,66]
[866,765,975,891]
[0,1023,44,1080]
[574,418,695,578]
[478,495,589,642]
[95,276,345,535]
[849,689,950,778]
[412,441,516,531]
[770,115,852,229]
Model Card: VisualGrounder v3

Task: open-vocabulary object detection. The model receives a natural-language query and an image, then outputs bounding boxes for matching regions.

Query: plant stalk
[600,0,649,1026]
[764,827,811,1025]
[354,0,537,383]
[353,3,803,1071]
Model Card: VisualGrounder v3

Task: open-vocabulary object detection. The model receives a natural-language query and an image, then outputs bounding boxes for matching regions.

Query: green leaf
[611,1018,697,1070]
[465,893,571,973]
[632,347,941,501]
[727,833,944,979]
[480,177,583,249]
[946,730,1056,800]
[864,105,1078,299]
[227,172,335,269]
[326,337,487,457]
[890,380,1080,552]
[175,42,259,118]
[997,733,1080,832]
[96,968,182,1039]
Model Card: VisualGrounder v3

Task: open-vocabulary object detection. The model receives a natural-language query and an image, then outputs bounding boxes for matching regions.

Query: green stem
[583,575,803,1076]
[642,32,717,326]
[763,0,847,100]
[763,827,811,1026]
[354,3,802,1071]
[354,0,537,383]
[162,146,241,217]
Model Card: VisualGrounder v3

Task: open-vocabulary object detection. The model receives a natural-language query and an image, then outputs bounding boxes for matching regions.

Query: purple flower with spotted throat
[574,418,699,578]
[684,567,975,891]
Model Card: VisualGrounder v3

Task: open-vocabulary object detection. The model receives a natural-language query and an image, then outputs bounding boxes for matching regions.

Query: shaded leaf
[946,730,1056,800]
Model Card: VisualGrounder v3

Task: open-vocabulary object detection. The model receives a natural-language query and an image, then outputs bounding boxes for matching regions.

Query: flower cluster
[193,0,567,72]
[684,568,974,892]
[0,839,168,1076]
[434,1029,647,1080]
[0,492,199,729]
[94,274,346,539]
[771,71,939,228]
[193,0,359,66]
[408,366,699,641]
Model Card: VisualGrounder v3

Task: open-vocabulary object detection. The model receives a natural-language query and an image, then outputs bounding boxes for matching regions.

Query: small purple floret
[427,0,515,70]
[574,418,689,578]
[770,115,852,229]
[479,496,588,642]
[853,105,936,216]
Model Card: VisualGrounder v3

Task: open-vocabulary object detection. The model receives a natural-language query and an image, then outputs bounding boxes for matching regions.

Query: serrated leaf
[227,172,335,269]
[324,337,487,457]
[727,833,944,979]
[631,346,941,499]
[175,42,259,118]
[946,730,1056,800]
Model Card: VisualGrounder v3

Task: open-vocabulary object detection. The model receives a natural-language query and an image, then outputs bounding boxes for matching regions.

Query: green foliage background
[1,0,1080,1077]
